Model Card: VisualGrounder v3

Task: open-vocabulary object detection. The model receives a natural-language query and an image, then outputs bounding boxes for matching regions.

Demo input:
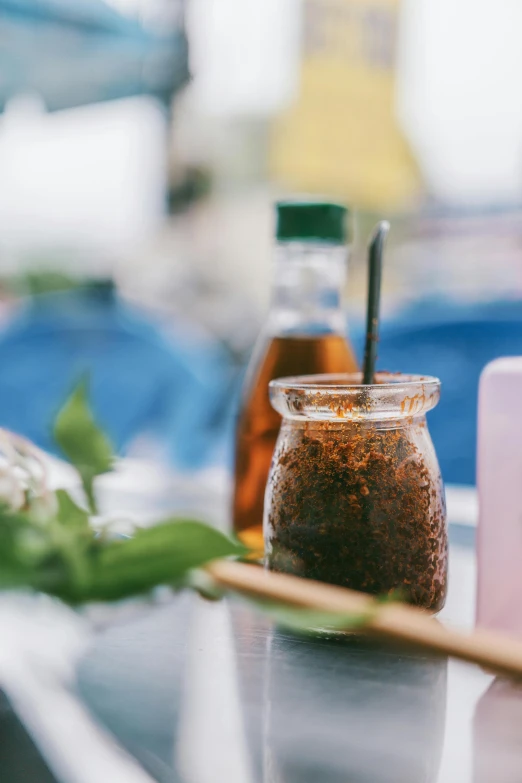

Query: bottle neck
[269,241,348,336]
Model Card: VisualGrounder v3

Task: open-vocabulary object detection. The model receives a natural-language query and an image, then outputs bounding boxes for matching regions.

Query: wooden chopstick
[206,560,522,679]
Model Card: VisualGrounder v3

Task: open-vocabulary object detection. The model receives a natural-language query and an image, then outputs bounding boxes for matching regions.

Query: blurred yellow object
[238,524,265,561]
[270,0,420,210]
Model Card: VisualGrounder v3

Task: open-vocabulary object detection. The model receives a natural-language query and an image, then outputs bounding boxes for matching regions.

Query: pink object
[477,357,522,637]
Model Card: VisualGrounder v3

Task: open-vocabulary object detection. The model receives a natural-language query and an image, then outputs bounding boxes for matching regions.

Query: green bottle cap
[276,200,350,244]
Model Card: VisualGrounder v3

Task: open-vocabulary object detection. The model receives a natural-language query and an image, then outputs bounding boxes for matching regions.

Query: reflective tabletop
[73,520,522,783]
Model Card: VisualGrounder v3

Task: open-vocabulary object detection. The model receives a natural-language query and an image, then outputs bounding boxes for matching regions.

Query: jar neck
[268,241,348,336]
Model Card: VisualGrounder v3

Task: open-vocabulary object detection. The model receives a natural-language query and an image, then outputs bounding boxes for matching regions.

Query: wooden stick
[207,560,522,679]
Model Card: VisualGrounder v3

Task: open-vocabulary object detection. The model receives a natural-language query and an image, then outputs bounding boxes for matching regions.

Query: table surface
[71,515,518,783]
[0,473,517,783]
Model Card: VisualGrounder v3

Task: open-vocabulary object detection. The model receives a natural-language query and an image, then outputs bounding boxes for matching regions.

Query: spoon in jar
[362,221,390,384]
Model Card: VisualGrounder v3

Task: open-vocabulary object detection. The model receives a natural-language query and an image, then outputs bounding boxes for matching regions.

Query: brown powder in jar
[265,421,448,612]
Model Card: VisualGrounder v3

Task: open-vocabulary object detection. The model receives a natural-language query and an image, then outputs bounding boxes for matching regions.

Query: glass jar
[264,373,448,612]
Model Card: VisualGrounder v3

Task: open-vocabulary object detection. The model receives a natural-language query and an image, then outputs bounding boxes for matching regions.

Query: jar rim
[269,372,440,392]
[269,372,441,421]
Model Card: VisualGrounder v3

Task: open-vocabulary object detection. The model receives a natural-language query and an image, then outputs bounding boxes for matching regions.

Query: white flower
[0,429,54,516]
[0,464,25,511]
[29,491,59,521]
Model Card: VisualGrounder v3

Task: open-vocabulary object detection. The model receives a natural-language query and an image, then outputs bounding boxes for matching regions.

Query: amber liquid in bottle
[233,333,357,552]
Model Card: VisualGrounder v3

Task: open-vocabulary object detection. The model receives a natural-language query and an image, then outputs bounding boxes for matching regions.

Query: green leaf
[63,520,246,603]
[0,506,69,593]
[56,490,90,531]
[0,508,48,566]
[53,379,113,513]
[249,590,405,636]
[185,569,226,602]
[252,601,372,635]
[375,589,404,605]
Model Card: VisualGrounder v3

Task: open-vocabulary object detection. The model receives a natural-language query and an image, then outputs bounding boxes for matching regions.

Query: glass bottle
[232,201,358,552]
[265,372,448,612]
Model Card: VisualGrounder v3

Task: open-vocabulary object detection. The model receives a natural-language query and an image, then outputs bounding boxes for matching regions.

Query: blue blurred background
[0,0,521,489]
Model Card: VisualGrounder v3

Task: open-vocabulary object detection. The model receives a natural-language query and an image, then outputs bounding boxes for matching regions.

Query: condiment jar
[265,373,448,612]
